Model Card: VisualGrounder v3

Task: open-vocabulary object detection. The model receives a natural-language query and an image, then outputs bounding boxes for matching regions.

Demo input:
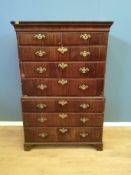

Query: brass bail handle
[59,128,68,134]
[80,51,90,57]
[35,50,46,57]
[36,103,47,109]
[58,79,68,86]
[59,113,68,119]
[79,84,89,90]
[37,117,47,123]
[57,47,68,54]
[80,104,90,109]
[37,84,47,90]
[79,67,90,74]
[36,67,46,74]
[58,100,68,106]
[80,33,91,40]
[58,62,68,70]
[80,133,89,138]
[34,33,46,40]
[39,132,48,138]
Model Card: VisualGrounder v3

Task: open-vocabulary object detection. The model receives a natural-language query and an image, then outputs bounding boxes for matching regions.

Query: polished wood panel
[22,97,105,113]
[23,113,104,127]
[19,46,107,61]
[22,79,104,96]
[17,32,62,45]
[62,32,108,45]
[24,127,102,142]
[20,62,105,78]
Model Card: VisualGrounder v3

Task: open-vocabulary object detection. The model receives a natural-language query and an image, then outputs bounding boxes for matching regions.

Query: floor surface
[0,126,131,175]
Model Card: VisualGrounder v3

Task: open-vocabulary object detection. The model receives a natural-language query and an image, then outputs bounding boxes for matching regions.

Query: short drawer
[17,32,62,45]
[19,46,107,62]
[22,97,105,113]
[62,32,108,45]
[23,113,104,127]
[22,78,104,96]
[24,127,102,142]
[20,62,105,78]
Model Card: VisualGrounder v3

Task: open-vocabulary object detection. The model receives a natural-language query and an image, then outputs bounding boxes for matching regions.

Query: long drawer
[19,46,107,62]
[22,79,104,96]
[22,97,105,113]
[17,32,108,45]
[24,127,102,142]
[23,113,104,127]
[20,62,105,78]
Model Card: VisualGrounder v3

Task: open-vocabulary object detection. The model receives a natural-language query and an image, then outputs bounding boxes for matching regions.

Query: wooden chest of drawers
[11,21,113,151]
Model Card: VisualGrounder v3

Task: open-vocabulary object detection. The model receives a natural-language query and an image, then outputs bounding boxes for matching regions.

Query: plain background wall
[0,0,131,121]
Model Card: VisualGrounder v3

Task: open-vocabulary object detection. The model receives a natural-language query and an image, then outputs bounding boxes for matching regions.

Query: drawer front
[22,98,105,113]
[24,127,102,142]
[22,79,104,96]
[19,46,107,61]
[17,32,108,46]
[62,32,108,45]
[23,113,104,127]
[20,62,105,78]
[17,32,62,45]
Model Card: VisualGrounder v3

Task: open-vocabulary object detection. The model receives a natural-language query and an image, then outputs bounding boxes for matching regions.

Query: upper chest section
[11,21,113,46]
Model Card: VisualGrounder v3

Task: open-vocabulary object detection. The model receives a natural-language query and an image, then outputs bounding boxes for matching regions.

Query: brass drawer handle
[58,100,68,106]
[80,133,89,138]
[39,132,48,138]
[36,67,46,74]
[79,84,88,90]
[34,33,46,40]
[58,62,68,69]
[59,128,68,134]
[80,104,90,109]
[37,84,47,90]
[79,67,90,74]
[57,47,68,54]
[80,51,90,57]
[80,33,91,40]
[80,117,89,123]
[37,117,47,123]
[35,50,46,57]
[59,113,68,119]
[36,104,47,109]
[58,79,68,86]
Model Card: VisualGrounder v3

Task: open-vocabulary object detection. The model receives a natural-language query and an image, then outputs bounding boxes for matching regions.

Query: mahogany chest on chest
[11,21,113,151]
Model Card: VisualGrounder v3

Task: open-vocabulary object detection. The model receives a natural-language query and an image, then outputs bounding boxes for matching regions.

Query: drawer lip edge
[21,96,105,100]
